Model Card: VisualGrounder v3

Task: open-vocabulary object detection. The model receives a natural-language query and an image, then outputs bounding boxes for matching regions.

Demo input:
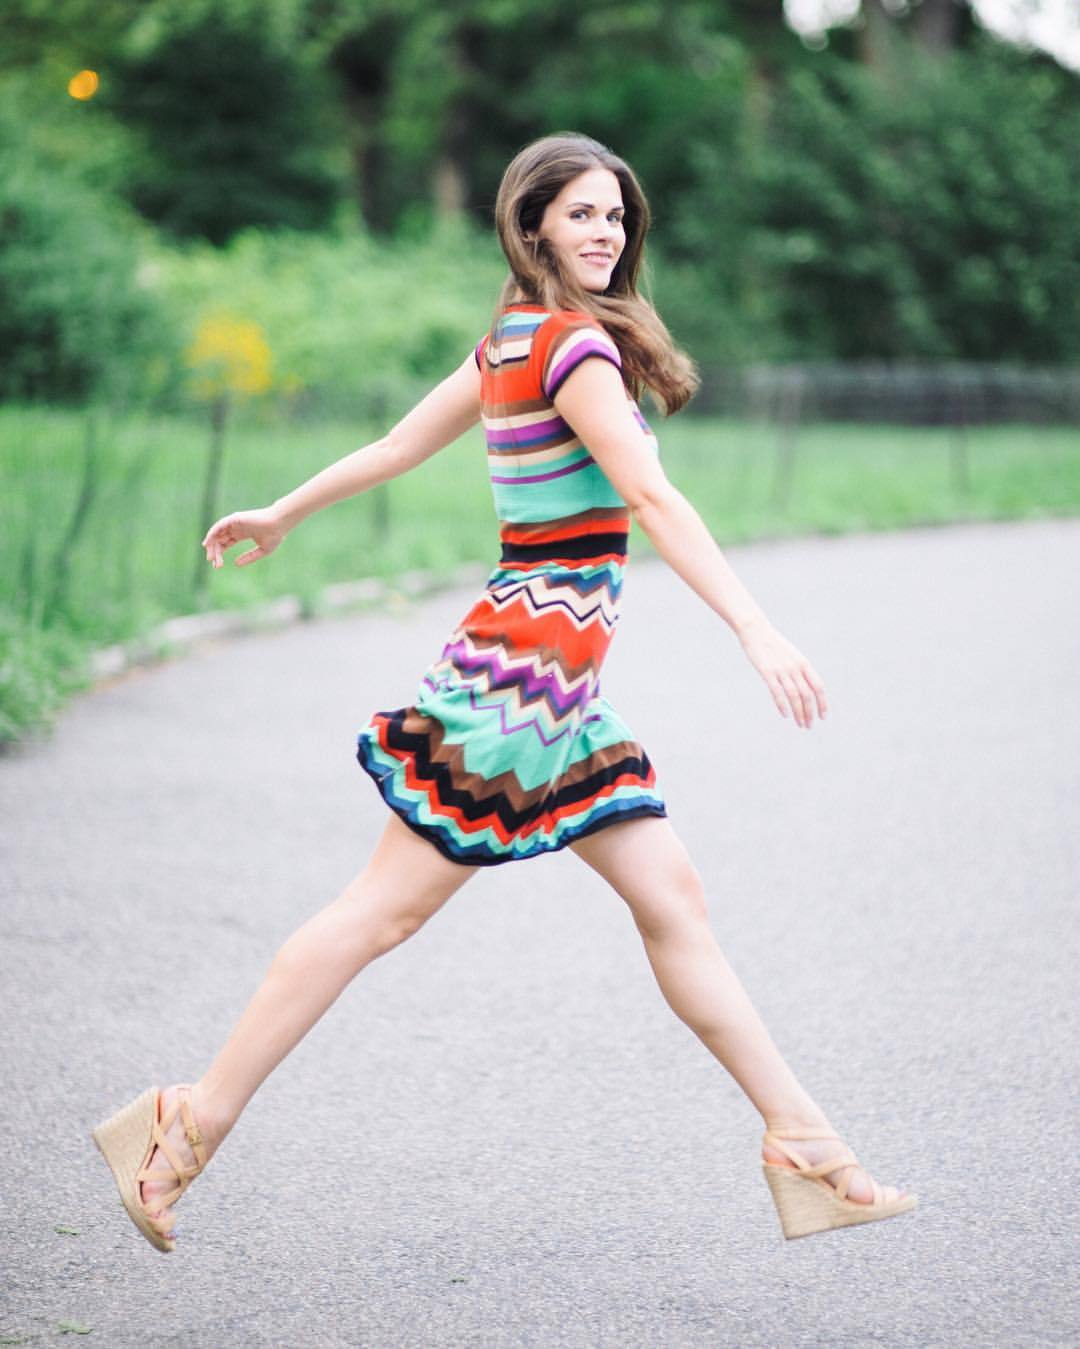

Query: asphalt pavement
[2,518,1078,1348]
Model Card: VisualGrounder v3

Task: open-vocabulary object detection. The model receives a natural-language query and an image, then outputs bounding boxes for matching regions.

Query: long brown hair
[492,133,698,415]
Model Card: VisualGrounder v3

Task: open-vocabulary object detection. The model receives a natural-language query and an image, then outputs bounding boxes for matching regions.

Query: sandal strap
[763,1128,861,1190]
[136,1086,207,1210]
[175,1086,207,1165]
[762,1127,904,1208]
[764,1126,843,1141]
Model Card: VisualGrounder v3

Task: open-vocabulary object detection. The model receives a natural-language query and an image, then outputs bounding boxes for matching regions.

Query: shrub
[153,218,506,417]
[753,39,1080,362]
[0,77,180,403]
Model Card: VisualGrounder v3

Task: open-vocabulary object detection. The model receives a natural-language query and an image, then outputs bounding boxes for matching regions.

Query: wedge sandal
[762,1125,917,1240]
[92,1085,207,1253]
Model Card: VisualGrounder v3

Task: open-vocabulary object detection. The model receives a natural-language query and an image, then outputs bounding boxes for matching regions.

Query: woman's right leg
[140,813,478,1227]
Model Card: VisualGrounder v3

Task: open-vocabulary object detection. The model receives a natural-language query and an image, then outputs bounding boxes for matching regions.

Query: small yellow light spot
[68,70,100,101]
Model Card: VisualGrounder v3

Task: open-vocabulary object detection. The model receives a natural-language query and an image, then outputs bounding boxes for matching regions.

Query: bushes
[0,62,503,414]
[152,218,507,417]
[752,40,1080,362]
[0,612,91,745]
[0,165,180,403]
[108,0,347,244]
[0,76,181,403]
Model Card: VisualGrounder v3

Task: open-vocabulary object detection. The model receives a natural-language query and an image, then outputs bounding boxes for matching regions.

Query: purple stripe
[442,638,593,717]
[490,457,592,486]
[545,340,620,399]
[486,415,567,447]
[476,687,573,747]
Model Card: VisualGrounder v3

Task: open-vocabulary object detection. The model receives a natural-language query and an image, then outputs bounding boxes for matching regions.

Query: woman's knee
[330,881,439,958]
[371,902,434,953]
[624,855,710,940]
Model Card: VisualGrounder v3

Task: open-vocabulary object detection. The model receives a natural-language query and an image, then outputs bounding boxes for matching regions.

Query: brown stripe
[483,395,552,417]
[399,708,650,815]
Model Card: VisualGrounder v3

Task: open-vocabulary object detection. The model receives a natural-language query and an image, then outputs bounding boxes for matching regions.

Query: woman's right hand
[202,505,288,570]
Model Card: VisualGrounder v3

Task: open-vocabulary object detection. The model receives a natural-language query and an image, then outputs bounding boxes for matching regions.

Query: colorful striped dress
[355,302,667,865]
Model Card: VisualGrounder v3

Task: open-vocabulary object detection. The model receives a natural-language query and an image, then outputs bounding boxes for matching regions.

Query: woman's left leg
[569,815,908,1207]
[570,815,822,1123]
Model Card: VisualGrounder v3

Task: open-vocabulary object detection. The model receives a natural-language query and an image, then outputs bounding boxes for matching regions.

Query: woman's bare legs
[569,815,906,1204]
[140,814,478,1230]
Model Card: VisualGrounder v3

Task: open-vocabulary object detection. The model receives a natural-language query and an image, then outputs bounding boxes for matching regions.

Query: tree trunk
[433,154,467,217]
[857,0,899,70]
[193,393,229,603]
[432,25,471,219]
[48,411,98,619]
[912,0,964,56]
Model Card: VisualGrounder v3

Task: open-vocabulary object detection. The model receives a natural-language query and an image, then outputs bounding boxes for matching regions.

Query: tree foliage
[0,76,178,401]
[753,38,1080,360]
[1,0,1078,380]
[106,0,347,243]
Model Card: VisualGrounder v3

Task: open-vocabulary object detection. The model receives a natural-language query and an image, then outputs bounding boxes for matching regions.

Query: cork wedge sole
[92,1085,207,1254]
[763,1161,917,1239]
[93,1087,173,1252]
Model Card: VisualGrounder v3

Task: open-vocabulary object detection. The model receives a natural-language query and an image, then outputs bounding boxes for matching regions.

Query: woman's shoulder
[530,310,623,399]
[526,307,617,351]
[533,305,609,334]
[481,305,620,396]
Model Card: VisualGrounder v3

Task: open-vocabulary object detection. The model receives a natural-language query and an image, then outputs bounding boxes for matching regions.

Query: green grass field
[3,401,1078,741]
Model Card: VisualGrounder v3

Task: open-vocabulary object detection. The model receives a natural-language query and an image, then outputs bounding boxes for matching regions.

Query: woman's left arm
[203,354,481,569]
[554,360,828,729]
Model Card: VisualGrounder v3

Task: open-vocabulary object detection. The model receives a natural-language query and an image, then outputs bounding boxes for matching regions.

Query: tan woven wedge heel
[761,1126,917,1240]
[92,1085,207,1253]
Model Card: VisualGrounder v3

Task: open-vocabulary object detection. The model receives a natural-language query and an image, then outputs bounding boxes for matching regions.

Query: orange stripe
[499,518,629,546]
[493,551,627,573]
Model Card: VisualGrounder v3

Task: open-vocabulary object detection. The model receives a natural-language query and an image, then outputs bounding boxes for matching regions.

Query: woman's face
[534,167,626,294]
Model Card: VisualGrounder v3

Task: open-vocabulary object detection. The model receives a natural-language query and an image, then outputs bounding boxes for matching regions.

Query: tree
[107,0,346,242]
[753,38,1080,360]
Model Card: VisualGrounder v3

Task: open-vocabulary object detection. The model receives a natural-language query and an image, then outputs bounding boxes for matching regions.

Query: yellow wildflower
[187,314,273,399]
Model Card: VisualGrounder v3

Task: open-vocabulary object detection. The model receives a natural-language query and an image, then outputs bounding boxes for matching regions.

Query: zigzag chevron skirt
[356,510,666,866]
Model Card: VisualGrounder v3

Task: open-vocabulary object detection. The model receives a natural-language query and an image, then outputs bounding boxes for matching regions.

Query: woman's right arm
[203,352,481,569]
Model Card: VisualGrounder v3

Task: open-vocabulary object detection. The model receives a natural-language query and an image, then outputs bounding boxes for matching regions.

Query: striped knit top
[474,304,659,526]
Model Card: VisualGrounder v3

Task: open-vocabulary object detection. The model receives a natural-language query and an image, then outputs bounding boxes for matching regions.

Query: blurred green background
[2,0,1079,741]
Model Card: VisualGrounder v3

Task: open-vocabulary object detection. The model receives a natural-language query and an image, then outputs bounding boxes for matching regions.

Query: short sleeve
[473,334,489,370]
[538,314,622,400]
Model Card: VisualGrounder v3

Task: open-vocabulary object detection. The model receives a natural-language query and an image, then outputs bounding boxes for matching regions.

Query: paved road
[2,519,1078,1348]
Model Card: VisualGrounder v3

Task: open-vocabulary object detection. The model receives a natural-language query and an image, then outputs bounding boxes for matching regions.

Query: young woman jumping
[92,132,916,1247]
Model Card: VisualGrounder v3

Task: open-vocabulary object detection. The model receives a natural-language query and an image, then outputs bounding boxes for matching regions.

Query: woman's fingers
[805,664,828,720]
[768,675,790,720]
[778,671,808,727]
[203,512,259,568]
[203,519,230,568]
[744,625,828,730]
[774,665,826,728]
[201,515,233,549]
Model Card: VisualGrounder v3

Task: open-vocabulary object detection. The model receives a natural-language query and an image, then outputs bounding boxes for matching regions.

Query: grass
[2,401,1078,743]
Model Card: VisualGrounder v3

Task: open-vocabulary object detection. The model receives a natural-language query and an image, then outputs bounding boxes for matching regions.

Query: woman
[93,133,916,1247]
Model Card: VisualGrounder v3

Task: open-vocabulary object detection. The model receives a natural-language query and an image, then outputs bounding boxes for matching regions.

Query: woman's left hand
[736,618,828,729]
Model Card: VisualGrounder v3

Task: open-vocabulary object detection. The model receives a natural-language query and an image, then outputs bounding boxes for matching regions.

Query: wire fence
[685,362,1080,514]
[693,363,1080,426]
